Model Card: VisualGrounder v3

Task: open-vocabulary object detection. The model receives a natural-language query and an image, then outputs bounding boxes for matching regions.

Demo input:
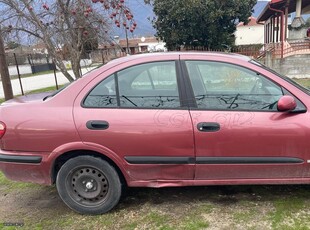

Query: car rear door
[181,56,310,180]
[73,59,195,181]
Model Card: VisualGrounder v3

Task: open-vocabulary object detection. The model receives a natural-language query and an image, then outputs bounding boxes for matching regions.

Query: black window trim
[181,59,306,113]
[180,60,197,108]
[114,72,121,107]
[81,60,190,110]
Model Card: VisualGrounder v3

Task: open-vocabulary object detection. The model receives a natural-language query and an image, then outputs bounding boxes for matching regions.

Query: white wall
[61,59,93,69]
[8,59,93,75]
[235,25,264,45]
[138,42,167,52]
[9,65,32,76]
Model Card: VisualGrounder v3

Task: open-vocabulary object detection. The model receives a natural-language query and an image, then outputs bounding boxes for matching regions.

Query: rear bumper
[0,150,52,185]
[0,154,42,164]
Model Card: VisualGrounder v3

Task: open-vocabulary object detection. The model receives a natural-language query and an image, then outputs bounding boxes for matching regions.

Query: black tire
[56,156,121,215]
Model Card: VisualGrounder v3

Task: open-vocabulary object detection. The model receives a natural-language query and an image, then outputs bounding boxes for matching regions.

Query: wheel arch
[51,149,127,187]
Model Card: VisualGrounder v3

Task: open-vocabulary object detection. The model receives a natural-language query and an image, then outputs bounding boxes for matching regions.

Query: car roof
[108,52,252,66]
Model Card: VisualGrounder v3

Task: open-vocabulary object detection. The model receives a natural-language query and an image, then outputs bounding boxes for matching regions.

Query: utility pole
[125,28,129,55]
[0,28,13,100]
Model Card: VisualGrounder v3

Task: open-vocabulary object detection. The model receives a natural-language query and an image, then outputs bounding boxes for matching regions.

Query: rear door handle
[86,120,109,130]
[197,122,220,132]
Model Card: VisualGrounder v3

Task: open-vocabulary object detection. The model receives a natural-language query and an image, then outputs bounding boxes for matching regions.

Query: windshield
[250,60,310,95]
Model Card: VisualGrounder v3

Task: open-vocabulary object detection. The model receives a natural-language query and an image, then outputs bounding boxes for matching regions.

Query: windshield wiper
[228,93,240,109]
[121,95,137,107]
[43,95,52,101]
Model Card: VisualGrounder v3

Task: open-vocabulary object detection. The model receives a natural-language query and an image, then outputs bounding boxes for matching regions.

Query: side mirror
[277,95,297,112]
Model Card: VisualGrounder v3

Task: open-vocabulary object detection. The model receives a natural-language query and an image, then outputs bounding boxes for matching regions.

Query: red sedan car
[0,52,309,214]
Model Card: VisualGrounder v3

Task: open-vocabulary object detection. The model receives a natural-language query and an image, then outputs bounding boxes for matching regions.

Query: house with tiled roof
[94,37,166,63]
[117,37,166,54]
[235,17,265,45]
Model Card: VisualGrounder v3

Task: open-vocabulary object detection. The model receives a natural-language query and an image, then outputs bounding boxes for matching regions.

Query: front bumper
[0,150,52,185]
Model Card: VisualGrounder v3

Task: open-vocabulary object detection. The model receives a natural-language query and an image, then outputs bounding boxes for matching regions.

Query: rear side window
[186,61,283,111]
[83,74,118,108]
[83,61,181,108]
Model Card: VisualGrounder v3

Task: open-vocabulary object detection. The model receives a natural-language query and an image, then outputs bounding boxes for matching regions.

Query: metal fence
[6,53,56,73]
[90,49,127,64]
[4,52,58,96]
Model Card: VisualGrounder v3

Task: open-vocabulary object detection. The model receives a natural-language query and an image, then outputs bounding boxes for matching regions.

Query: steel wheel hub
[69,167,109,204]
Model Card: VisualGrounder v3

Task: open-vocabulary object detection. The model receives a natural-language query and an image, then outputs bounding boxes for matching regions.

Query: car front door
[73,60,195,181]
[184,59,310,180]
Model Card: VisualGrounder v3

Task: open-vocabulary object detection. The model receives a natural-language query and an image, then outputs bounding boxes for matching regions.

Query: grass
[0,172,40,193]
[1,174,310,229]
[233,205,258,222]
[179,212,210,230]
[269,197,305,229]
[265,187,310,230]
[0,84,66,104]
[293,78,310,89]
[27,85,64,94]
[10,70,57,80]
[0,176,213,230]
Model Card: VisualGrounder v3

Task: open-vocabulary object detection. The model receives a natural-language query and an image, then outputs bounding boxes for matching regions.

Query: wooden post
[285,6,288,40]
[271,17,275,43]
[266,22,270,44]
[264,23,267,44]
[276,16,280,42]
[281,12,284,58]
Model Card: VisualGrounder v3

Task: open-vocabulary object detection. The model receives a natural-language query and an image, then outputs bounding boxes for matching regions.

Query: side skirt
[128,178,310,188]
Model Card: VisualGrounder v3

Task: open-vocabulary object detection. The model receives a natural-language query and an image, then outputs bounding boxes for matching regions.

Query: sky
[111,0,155,39]
[112,0,271,38]
[4,0,309,44]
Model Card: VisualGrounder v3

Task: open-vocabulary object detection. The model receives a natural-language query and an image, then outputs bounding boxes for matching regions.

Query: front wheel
[56,156,121,215]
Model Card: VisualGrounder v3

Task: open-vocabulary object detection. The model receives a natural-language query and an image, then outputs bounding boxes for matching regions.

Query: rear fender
[48,142,129,182]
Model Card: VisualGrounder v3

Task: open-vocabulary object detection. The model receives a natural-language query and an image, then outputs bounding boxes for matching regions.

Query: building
[94,37,166,63]
[235,17,265,45]
[116,37,166,54]
[257,0,310,58]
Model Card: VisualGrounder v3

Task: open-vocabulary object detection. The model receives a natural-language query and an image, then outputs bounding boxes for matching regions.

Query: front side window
[186,61,283,111]
[84,61,181,108]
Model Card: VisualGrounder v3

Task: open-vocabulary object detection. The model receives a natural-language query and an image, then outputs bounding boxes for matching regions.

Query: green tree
[148,0,257,50]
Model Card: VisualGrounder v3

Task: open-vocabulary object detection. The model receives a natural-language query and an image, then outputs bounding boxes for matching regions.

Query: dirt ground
[1,173,310,230]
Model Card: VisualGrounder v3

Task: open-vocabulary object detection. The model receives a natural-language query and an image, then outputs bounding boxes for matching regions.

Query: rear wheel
[56,156,121,214]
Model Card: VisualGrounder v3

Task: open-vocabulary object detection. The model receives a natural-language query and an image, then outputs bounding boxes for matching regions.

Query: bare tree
[0,27,13,100]
[0,0,136,82]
